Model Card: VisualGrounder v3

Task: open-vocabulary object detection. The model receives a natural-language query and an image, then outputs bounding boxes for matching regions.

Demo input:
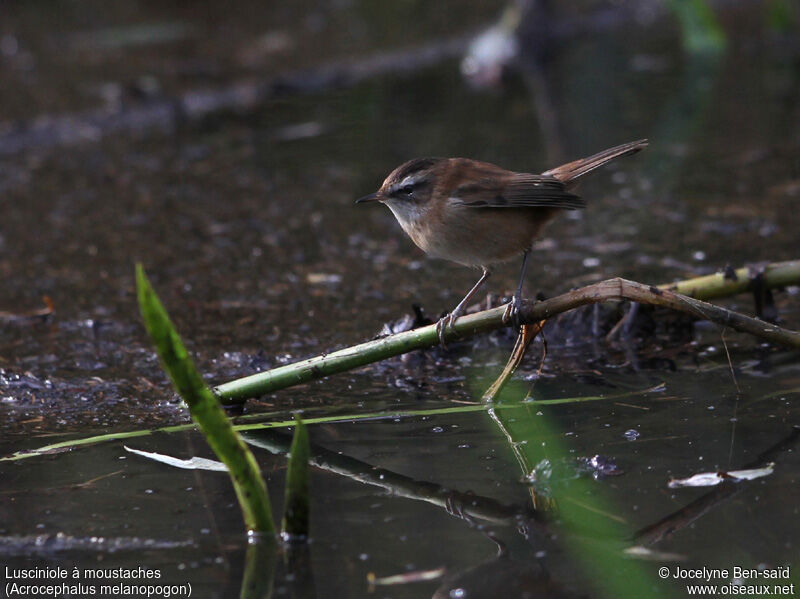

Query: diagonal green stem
[136,264,275,536]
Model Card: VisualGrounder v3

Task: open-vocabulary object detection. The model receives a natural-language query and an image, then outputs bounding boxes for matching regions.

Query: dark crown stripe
[393,158,439,181]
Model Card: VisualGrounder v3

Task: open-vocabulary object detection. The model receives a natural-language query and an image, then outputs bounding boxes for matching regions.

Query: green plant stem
[215,262,800,403]
[136,264,275,535]
[2,385,657,462]
[658,260,800,299]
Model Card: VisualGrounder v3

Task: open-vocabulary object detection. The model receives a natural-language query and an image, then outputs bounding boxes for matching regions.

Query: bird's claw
[435,312,459,348]
[444,491,475,524]
[502,296,523,329]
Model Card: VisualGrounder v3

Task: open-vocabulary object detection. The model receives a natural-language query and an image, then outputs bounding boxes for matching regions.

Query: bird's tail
[543,139,648,184]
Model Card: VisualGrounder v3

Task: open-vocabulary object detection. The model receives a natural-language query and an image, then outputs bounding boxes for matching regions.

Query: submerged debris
[368,566,446,587]
[124,446,228,471]
[525,454,623,489]
[624,546,686,562]
[668,463,775,488]
[578,454,624,479]
[0,533,194,556]
[379,304,434,336]
[432,556,570,599]
[0,296,55,324]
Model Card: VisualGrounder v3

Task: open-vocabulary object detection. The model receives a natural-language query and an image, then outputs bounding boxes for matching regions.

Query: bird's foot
[435,311,461,348]
[502,295,524,329]
[444,491,475,523]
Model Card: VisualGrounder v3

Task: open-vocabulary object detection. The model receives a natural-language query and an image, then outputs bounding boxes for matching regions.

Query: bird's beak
[355,192,381,204]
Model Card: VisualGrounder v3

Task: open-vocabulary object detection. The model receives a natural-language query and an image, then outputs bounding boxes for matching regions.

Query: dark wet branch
[243,429,536,526]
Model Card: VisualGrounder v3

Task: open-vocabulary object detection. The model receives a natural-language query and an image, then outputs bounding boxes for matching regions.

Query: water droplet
[624,429,640,441]
[583,257,601,268]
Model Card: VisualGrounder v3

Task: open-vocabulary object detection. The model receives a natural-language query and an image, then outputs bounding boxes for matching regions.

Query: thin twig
[524,330,549,402]
[482,321,545,402]
[720,327,740,394]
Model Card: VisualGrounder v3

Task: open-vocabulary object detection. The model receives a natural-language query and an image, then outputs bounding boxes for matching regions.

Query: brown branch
[523,278,800,348]
[215,276,799,403]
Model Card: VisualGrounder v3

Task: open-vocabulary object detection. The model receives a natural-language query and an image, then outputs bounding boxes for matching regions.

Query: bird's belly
[411,208,555,267]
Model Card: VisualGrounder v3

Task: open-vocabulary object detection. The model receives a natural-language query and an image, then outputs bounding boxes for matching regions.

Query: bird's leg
[503,249,530,328]
[436,268,491,347]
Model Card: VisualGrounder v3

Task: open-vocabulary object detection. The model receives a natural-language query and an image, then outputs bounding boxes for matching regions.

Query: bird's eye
[400,184,414,196]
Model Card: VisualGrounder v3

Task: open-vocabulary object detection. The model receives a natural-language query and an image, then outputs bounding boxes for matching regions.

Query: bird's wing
[450,173,585,210]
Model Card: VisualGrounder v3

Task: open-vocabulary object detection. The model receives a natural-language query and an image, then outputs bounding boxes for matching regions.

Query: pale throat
[385,199,424,231]
[384,199,434,254]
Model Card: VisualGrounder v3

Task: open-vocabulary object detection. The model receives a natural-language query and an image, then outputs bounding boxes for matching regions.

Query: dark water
[1,2,799,598]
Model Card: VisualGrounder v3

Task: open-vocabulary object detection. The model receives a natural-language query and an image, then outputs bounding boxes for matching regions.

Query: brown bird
[357,140,647,344]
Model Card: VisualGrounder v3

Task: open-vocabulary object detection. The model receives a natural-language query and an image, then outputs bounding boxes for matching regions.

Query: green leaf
[135,264,275,536]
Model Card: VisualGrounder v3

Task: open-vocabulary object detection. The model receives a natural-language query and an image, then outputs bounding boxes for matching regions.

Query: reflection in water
[240,540,277,599]
[243,429,536,526]
[282,542,317,599]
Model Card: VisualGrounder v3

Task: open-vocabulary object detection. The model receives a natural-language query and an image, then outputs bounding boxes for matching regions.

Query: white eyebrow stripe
[389,174,431,196]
